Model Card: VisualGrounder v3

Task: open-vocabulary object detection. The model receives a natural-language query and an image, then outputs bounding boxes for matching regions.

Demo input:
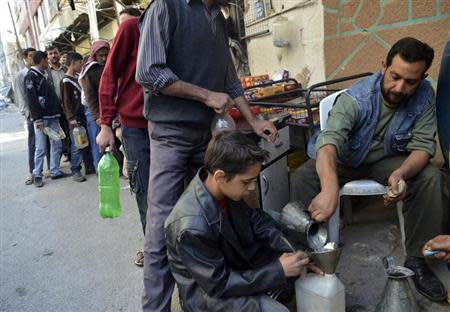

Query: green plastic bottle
[98,151,121,218]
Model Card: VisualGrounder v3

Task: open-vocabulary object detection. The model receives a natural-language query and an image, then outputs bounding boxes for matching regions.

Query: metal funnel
[377,256,420,312]
[308,243,343,274]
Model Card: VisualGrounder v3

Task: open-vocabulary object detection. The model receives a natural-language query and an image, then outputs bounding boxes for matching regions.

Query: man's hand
[423,235,450,262]
[205,91,234,114]
[383,170,407,206]
[95,118,101,126]
[250,119,278,143]
[279,251,310,277]
[308,190,339,222]
[34,120,44,131]
[96,125,115,153]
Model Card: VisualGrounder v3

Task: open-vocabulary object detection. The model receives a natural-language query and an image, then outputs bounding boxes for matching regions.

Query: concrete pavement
[1,109,150,311]
[1,108,449,311]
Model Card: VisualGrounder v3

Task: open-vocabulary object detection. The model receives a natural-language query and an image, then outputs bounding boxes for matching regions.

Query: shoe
[72,171,86,182]
[404,256,447,302]
[134,250,144,267]
[84,168,96,175]
[25,174,34,185]
[34,177,44,188]
[43,170,51,178]
[51,172,69,180]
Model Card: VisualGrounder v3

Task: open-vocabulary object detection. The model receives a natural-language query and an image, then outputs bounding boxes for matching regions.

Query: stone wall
[323,0,450,87]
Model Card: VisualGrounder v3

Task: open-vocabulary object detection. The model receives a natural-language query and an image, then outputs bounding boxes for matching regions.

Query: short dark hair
[32,51,48,65]
[45,45,59,52]
[204,130,269,180]
[66,52,83,65]
[119,7,141,17]
[22,48,36,59]
[386,37,434,73]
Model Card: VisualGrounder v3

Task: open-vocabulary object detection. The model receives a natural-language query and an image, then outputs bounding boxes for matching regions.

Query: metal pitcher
[377,256,420,312]
[280,201,328,250]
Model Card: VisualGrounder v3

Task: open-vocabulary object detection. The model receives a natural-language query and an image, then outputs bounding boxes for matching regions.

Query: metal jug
[377,256,420,312]
[280,201,328,250]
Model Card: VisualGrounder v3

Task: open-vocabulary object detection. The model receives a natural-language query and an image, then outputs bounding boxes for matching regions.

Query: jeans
[26,118,50,174]
[122,126,150,234]
[143,122,210,312]
[84,105,101,171]
[33,118,62,178]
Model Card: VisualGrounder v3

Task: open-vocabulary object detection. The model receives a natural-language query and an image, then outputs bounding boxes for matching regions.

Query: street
[0,108,152,311]
[1,108,449,312]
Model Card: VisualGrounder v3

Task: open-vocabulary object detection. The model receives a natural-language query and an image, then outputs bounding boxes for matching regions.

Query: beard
[380,73,411,105]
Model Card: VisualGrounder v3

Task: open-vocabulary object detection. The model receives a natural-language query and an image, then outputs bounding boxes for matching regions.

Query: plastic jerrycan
[296,271,345,312]
[98,150,121,218]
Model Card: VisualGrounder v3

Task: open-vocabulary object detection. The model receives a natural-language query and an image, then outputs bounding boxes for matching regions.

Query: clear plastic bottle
[211,112,236,136]
[98,151,121,218]
[72,125,89,149]
[43,124,66,140]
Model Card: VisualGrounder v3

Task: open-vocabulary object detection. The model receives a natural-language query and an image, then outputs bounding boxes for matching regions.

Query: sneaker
[25,174,34,185]
[43,170,51,178]
[51,172,69,180]
[134,250,144,267]
[34,177,44,188]
[72,171,86,182]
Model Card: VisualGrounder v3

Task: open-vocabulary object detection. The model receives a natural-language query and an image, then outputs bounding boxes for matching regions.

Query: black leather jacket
[165,169,291,312]
[24,67,61,121]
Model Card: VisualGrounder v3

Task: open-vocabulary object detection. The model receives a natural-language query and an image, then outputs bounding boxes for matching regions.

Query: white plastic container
[273,16,290,47]
[296,273,345,312]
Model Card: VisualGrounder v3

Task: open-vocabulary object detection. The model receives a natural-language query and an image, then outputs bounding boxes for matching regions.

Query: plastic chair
[318,90,406,253]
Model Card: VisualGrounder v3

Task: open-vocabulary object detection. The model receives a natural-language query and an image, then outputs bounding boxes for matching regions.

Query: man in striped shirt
[136,0,277,311]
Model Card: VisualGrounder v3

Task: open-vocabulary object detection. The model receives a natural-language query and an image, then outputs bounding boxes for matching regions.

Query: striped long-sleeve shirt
[136,0,244,99]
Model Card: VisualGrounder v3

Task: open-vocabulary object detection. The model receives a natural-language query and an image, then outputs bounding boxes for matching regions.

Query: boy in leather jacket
[165,131,320,312]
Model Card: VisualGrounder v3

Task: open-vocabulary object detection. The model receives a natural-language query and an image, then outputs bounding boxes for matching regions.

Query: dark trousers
[60,115,71,158]
[122,126,150,235]
[27,118,50,174]
[291,156,447,257]
[143,122,211,312]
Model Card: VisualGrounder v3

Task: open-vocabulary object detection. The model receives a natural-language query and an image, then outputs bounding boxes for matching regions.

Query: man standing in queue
[136,0,277,310]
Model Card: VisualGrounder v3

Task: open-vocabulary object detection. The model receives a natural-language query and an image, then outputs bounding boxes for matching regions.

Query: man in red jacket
[97,16,148,267]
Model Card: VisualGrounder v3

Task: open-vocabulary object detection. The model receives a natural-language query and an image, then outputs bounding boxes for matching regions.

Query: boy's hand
[96,125,115,153]
[279,251,310,277]
[69,119,79,127]
[34,120,44,130]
